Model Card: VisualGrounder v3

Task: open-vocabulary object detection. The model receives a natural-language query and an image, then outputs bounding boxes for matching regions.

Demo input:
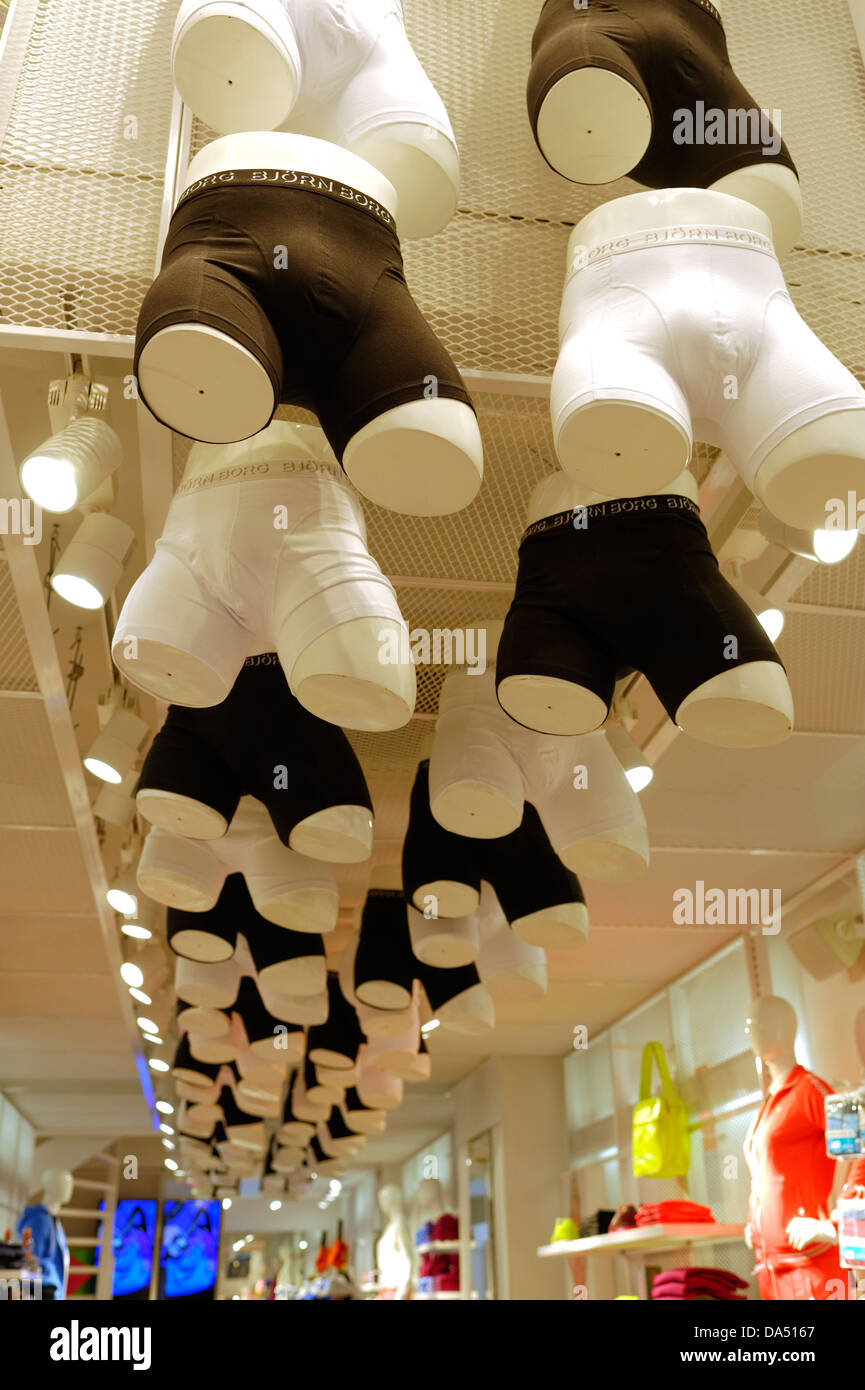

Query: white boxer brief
[430,666,649,878]
[137,795,339,934]
[113,459,405,710]
[553,222,865,495]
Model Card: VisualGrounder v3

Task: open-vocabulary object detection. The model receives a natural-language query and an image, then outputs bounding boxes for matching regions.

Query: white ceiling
[0,0,864,1173]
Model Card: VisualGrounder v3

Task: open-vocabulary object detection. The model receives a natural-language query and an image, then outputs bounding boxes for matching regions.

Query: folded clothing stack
[416,1220,434,1247]
[609,1205,638,1232]
[579,1209,616,1238]
[431,1213,459,1243]
[652,1267,749,1301]
[635,1201,715,1226]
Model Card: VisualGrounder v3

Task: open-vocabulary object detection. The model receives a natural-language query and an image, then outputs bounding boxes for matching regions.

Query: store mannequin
[402,759,590,949]
[527,0,802,256]
[430,619,650,879]
[18,1170,72,1300]
[743,996,845,1300]
[548,189,865,530]
[376,1185,413,1299]
[171,0,459,239]
[496,468,793,746]
[138,798,339,933]
[134,133,482,517]
[477,882,547,1003]
[115,423,415,735]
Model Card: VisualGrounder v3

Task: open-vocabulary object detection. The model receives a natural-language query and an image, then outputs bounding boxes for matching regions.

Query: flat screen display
[158,1200,221,1300]
[111,1200,157,1300]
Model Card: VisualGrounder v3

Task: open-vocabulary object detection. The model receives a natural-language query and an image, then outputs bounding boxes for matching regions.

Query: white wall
[0,1091,34,1235]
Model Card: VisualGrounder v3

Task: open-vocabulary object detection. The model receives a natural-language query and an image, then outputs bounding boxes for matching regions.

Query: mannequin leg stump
[536,68,652,184]
[431,780,523,840]
[555,399,691,496]
[136,789,230,841]
[288,616,416,732]
[349,124,459,241]
[410,879,480,920]
[171,0,302,135]
[675,661,794,748]
[496,673,608,737]
[559,824,650,882]
[753,413,865,533]
[137,324,277,443]
[512,900,589,950]
[342,399,483,517]
[289,805,374,864]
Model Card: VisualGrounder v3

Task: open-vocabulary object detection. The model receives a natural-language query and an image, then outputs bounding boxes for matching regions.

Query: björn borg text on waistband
[176,169,395,228]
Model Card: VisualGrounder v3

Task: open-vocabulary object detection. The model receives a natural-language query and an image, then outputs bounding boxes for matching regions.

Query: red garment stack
[652,1267,749,1301]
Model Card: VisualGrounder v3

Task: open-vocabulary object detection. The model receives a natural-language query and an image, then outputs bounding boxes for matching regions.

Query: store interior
[0,0,864,1303]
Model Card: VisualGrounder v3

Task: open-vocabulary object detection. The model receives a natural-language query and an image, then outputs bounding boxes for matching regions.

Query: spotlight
[725,565,784,643]
[299,1240,308,1251]
[120,962,144,989]
[136,1016,157,1032]
[119,899,157,942]
[606,724,654,793]
[156,1101,174,1116]
[106,868,139,915]
[164,1158,179,1171]
[121,921,152,942]
[420,1018,440,1035]
[162,1139,176,1151]
[222,1199,232,1211]
[20,417,122,514]
[143,1034,163,1045]
[50,512,135,610]
[85,711,149,785]
[130,987,152,1006]
[758,509,858,566]
[159,1123,174,1136]
[150,1058,169,1073]
[269,1200,282,1211]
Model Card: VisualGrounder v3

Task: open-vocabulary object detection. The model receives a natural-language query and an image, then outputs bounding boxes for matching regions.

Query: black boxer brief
[167,872,325,981]
[528,0,797,187]
[414,957,483,1015]
[136,654,373,846]
[354,889,416,1009]
[308,975,366,1067]
[135,171,474,459]
[496,496,785,726]
[401,760,586,920]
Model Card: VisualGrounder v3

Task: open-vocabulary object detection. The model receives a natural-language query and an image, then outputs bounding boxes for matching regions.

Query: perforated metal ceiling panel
[0,554,38,693]
[0,0,176,332]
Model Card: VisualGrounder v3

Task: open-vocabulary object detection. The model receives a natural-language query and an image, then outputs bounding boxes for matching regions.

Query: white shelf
[416,1240,474,1254]
[414,1291,463,1300]
[538,1223,746,1258]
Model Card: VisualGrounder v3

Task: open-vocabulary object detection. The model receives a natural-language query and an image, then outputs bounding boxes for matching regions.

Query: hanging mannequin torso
[550,187,865,532]
[171,0,459,239]
[515,467,792,745]
[527,0,803,255]
[134,132,482,518]
[116,418,414,736]
[428,618,650,879]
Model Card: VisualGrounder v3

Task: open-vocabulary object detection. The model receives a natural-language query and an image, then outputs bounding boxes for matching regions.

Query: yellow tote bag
[632,1042,690,1178]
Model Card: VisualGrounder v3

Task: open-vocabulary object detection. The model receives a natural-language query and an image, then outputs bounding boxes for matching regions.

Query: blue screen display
[112,1201,157,1299]
[159,1201,221,1299]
